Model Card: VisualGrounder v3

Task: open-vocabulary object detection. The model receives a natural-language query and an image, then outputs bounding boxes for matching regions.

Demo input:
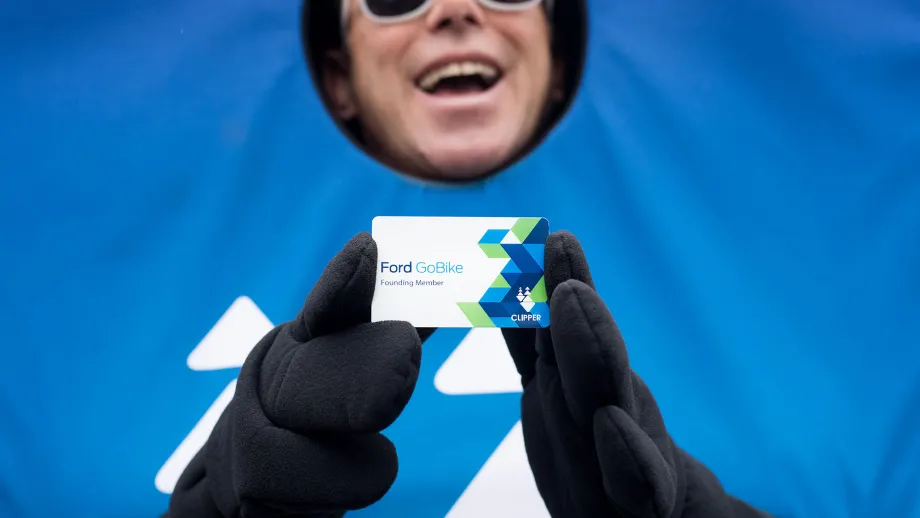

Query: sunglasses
[341,0,552,29]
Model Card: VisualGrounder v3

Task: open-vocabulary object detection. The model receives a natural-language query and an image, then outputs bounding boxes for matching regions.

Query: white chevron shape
[155,379,238,493]
[186,296,273,371]
[155,296,274,493]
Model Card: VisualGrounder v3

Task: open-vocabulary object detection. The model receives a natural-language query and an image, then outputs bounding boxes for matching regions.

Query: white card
[371,216,550,328]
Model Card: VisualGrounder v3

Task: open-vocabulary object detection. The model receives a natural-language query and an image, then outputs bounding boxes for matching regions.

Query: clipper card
[371,216,550,328]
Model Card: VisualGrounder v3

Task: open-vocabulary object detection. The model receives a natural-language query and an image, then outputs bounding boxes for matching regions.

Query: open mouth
[416,61,503,96]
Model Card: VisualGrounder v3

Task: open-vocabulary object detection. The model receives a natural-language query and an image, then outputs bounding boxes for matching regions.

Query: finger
[291,232,378,342]
[235,427,399,514]
[500,230,594,381]
[544,230,595,298]
[550,279,634,429]
[536,230,596,367]
[594,406,677,518]
[262,321,422,434]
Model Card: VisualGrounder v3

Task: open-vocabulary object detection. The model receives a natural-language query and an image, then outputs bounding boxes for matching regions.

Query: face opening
[301,0,587,185]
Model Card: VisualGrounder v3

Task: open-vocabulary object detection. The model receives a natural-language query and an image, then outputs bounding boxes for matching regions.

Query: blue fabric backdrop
[1,0,918,516]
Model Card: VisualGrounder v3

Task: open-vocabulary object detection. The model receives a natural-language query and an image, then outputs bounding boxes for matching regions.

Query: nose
[425,0,485,32]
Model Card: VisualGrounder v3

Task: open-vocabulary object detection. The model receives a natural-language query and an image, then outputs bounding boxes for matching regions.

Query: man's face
[324,0,558,182]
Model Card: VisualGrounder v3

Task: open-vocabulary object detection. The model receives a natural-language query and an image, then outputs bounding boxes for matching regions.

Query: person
[166,0,773,516]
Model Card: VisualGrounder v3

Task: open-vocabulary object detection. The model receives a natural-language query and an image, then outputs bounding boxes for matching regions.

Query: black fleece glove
[167,233,431,518]
[502,231,772,518]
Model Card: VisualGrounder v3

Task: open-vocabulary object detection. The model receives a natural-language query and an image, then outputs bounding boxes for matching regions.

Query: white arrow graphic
[155,296,273,494]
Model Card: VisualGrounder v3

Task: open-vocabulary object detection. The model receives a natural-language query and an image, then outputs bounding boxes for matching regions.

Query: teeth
[418,61,499,92]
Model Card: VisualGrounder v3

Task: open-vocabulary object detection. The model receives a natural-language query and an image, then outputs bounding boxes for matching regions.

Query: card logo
[456,218,550,328]
[517,287,535,313]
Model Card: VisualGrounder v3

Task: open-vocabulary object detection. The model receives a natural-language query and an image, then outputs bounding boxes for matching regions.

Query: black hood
[299,0,588,157]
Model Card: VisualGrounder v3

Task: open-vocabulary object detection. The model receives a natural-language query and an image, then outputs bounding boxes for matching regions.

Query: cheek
[527,31,553,85]
[347,35,423,158]
[500,21,553,94]
[350,27,411,82]
[514,46,553,114]
[350,34,415,110]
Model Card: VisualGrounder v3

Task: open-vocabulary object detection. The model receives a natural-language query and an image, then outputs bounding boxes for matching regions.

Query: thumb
[290,232,378,342]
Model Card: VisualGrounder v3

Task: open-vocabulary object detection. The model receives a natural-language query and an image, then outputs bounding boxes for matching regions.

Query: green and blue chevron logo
[457,218,550,328]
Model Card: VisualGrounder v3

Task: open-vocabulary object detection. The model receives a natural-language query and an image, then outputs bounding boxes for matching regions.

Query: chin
[419,139,518,182]
[426,153,508,182]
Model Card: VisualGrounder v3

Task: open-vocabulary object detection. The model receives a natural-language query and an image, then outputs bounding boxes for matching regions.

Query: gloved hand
[503,231,772,518]
[167,233,431,518]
